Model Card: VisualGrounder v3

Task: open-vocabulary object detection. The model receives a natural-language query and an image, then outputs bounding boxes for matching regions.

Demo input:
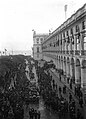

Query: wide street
[24,59,70,119]
[24,59,59,119]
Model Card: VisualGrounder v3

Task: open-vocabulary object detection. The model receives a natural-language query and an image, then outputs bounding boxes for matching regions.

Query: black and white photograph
[0,0,86,119]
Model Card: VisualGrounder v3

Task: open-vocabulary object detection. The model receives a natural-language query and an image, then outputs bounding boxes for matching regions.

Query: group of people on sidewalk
[29,108,40,119]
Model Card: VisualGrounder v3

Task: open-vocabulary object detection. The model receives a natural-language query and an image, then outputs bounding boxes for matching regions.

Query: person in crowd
[34,110,38,119]
[29,108,31,119]
[37,110,41,119]
[69,100,76,119]
[29,108,34,119]
[76,109,82,119]
[79,97,83,108]
[7,107,14,119]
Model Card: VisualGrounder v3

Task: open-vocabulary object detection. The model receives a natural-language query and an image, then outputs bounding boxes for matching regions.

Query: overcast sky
[0,0,85,53]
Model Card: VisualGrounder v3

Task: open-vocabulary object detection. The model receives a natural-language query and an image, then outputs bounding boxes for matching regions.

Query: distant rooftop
[33,30,49,37]
[33,33,49,37]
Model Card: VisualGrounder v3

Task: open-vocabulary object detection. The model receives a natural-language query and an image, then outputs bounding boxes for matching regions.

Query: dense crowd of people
[0,91,24,119]
[0,56,84,119]
[35,60,84,119]
[0,56,35,119]
[29,108,40,119]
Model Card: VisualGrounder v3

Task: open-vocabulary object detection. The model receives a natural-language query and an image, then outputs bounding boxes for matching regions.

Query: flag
[5,49,7,51]
[49,29,51,33]
[32,29,36,35]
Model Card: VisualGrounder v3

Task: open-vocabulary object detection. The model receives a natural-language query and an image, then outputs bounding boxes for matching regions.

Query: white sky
[0,0,86,53]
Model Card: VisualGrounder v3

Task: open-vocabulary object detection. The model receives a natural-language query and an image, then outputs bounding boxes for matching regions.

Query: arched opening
[61,56,63,70]
[75,59,81,87]
[56,56,58,69]
[58,56,61,69]
[82,60,86,68]
[63,57,66,75]
[67,57,70,77]
[76,25,80,51]
[81,60,86,88]
[81,60,86,104]
[70,58,75,83]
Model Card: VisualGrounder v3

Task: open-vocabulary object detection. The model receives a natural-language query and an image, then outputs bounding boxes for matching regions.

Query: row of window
[37,47,39,53]
[33,47,40,53]
[42,22,86,50]
[42,36,79,50]
[36,37,44,44]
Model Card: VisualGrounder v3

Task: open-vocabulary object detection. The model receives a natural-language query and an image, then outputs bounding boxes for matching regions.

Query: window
[36,38,39,44]
[76,25,80,44]
[82,21,85,30]
[76,25,79,32]
[63,32,66,42]
[84,37,86,50]
[66,31,70,43]
[37,47,39,53]
[70,28,73,35]
[71,28,74,44]
[66,31,69,36]
[60,34,62,45]
[40,38,43,43]
[63,32,65,38]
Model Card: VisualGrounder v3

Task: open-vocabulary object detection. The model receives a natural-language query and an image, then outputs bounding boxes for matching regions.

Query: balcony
[81,50,86,55]
[70,50,74,55]
[60,51,62,54]
[63,50,65,54]
[66,51,69,54]
[75,50,80,55]
[57,51,59,54]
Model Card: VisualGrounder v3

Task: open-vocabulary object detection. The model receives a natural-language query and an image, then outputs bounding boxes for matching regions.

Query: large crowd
[0,56,84,119]
[0,90,24,119]
[28,108,40,119]
[36,60,84,119]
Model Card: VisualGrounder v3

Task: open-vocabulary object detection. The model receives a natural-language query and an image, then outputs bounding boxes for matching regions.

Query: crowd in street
[0,56,84,119]
[35,60,84,119]
[0,90,24,119]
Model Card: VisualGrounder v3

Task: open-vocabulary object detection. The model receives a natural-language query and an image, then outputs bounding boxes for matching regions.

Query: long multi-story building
[42,3,86,118]
[32,31,48,60]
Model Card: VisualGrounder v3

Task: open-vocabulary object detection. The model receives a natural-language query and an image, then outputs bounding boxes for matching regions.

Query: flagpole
[64,5,67,20]
[65,10,67,20]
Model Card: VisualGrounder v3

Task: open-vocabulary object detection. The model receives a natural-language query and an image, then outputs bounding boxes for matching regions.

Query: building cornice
[33,44,42,46]
[42,3,86,44]
[33,33,49,38]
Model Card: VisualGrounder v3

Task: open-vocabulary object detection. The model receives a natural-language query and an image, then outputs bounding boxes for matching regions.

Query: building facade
[42,4,86,118]
[32,31,48,60]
